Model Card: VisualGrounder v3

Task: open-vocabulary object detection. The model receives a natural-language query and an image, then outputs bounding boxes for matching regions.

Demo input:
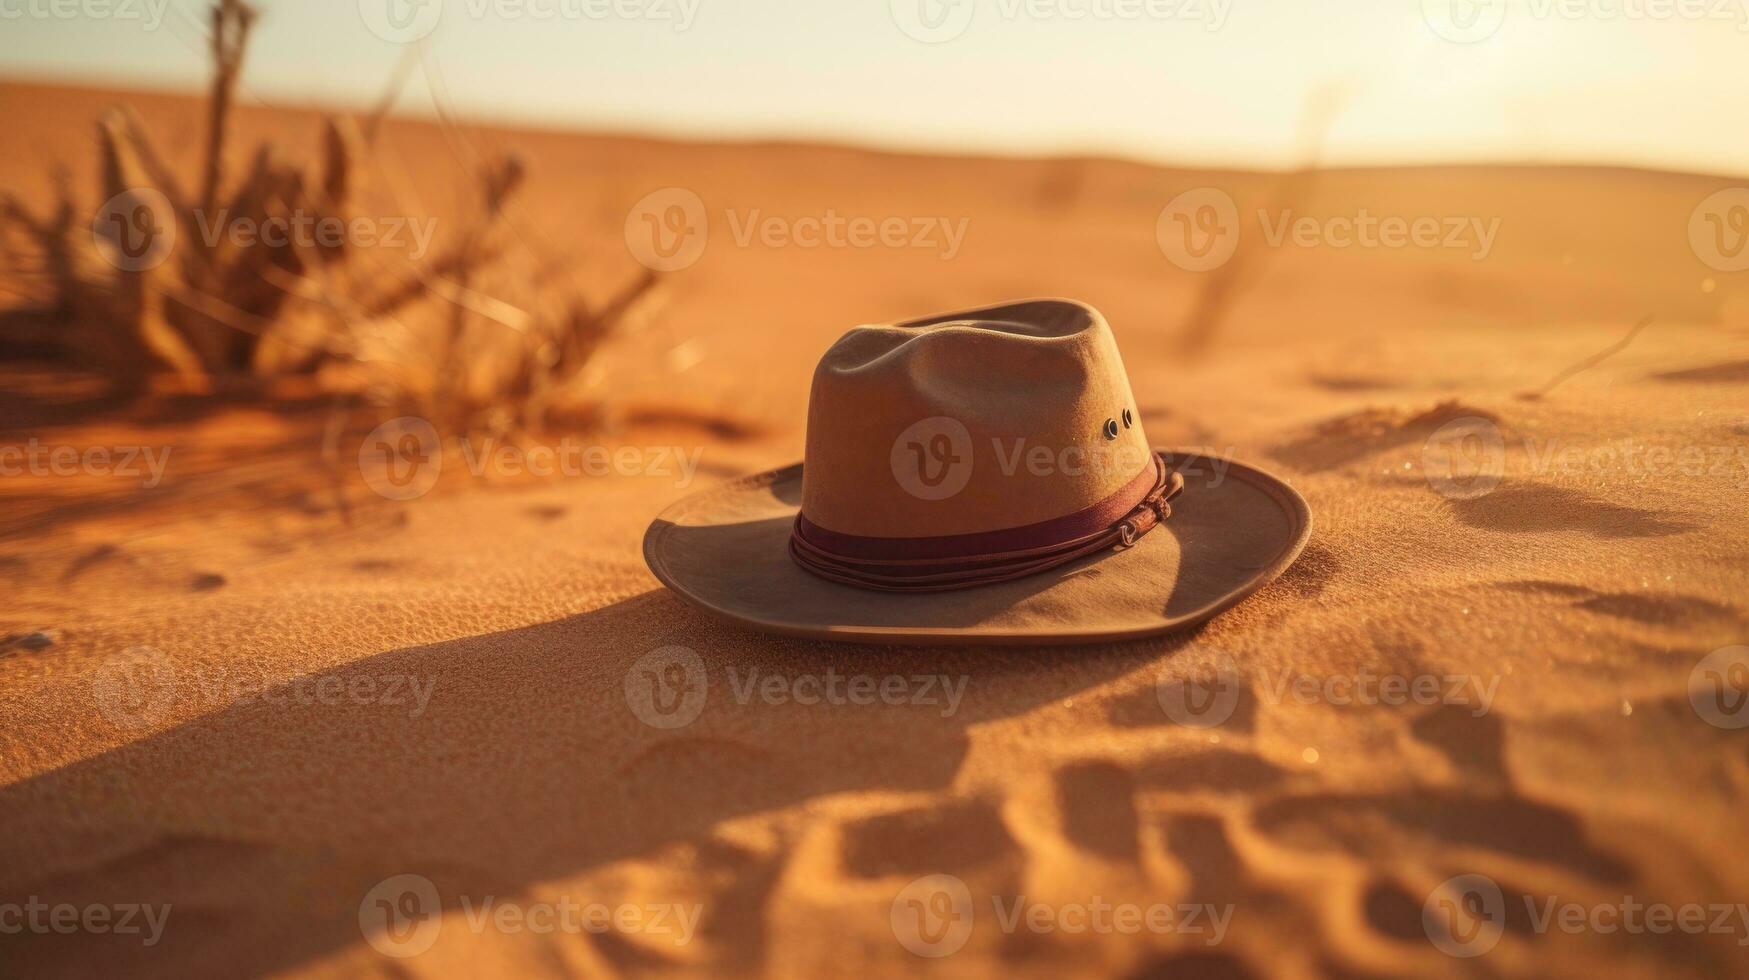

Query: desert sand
[1,81,1747,978]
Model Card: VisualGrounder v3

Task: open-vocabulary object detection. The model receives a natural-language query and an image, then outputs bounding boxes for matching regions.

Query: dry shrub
[0,0,659,433]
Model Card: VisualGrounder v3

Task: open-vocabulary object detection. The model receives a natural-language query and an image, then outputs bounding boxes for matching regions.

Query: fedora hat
[643,299,1311,645]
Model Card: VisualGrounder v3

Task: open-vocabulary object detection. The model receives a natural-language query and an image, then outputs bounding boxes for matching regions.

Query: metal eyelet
[1122,409,1134,428]
[1103,418,1119,440]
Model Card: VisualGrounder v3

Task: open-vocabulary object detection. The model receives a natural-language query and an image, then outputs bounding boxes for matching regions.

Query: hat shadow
[0,589,1200,976]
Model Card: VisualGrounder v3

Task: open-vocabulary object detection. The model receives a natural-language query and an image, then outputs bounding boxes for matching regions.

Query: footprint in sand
[1409,703,1508,787]
[835,798,1015,879]
[1251,790,1632,885]
[1054,761,1140,861]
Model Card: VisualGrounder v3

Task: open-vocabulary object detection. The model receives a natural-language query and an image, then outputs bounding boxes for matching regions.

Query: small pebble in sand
[1302,748,1320,764]
[17,630,61,650]
[191,573,227,591]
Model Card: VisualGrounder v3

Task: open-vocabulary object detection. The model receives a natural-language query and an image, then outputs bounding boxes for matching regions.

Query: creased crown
[801,299,1152,539]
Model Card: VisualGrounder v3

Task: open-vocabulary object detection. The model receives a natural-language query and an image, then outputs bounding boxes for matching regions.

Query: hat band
[789,452,1184,593]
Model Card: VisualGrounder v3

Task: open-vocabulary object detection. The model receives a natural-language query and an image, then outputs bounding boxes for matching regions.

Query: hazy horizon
[2,0,1746,176]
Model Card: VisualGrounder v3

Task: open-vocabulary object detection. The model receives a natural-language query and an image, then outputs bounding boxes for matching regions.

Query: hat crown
[801,299,1152,539]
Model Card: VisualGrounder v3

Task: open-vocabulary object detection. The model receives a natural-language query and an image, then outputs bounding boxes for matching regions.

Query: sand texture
[1,82,1747,978]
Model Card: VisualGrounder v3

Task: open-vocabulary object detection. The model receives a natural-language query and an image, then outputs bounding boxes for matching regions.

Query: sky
[1,0,1745,175]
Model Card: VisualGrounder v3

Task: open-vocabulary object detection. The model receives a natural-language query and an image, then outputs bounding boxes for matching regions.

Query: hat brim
[643,450,1311,646]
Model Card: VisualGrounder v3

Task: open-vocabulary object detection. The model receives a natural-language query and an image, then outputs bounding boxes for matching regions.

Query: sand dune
[1,81,1747,978]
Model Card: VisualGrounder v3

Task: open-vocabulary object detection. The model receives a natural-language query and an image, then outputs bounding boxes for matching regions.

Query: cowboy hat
[643,299,1311,645]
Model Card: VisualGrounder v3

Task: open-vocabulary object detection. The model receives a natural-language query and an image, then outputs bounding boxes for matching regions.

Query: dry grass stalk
[0,0,662,434]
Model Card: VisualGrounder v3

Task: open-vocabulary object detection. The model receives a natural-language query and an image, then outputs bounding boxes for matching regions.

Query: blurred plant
[0,0,660,432]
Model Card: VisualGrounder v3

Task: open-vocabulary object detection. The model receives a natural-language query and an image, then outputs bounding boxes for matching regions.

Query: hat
[643,299,1311,645]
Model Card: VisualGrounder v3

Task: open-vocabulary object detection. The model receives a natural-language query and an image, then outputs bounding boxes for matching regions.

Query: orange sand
[1,82,1747,978]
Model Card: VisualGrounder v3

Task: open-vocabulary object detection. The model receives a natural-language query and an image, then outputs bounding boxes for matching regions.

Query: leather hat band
[789,453,1184,593]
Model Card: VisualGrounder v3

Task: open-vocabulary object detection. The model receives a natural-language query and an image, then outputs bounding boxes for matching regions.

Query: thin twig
[1518,315,1655,401]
